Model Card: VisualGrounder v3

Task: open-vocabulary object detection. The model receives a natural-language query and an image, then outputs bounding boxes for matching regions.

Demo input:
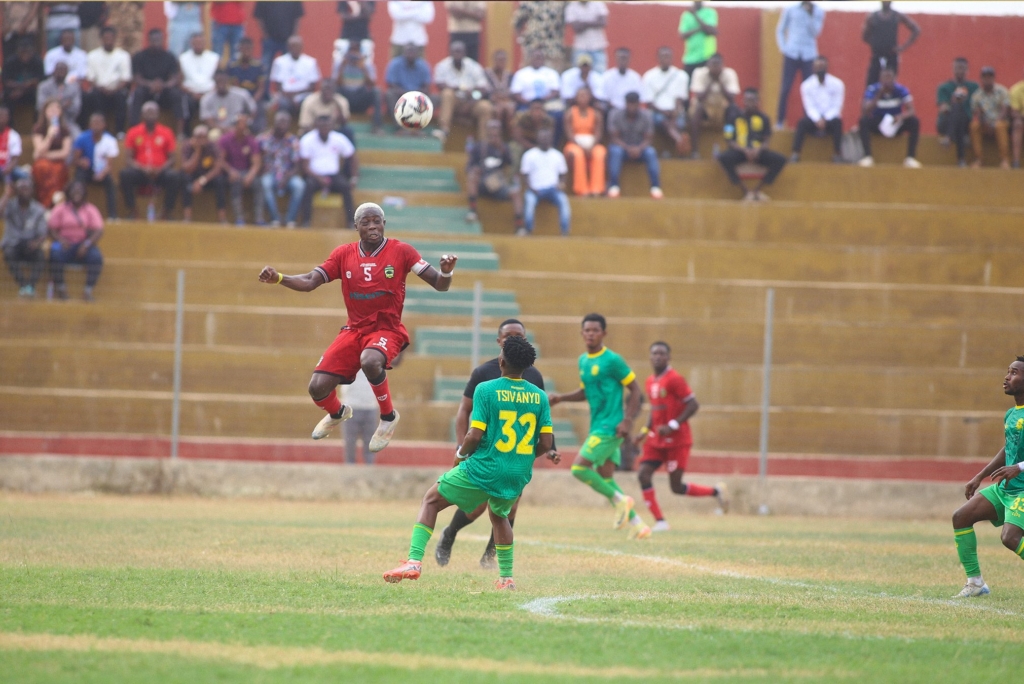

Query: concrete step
[433,375,559,401]
[309,201,482,234]
[414,327,539,358]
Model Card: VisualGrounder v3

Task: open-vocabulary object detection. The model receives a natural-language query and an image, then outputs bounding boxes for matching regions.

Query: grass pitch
[1,493,1022,682]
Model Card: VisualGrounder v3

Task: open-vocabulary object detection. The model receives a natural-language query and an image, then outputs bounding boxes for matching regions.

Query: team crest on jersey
[384,265,395,279]
[1017,419,1023,430]
[591,365,599,376]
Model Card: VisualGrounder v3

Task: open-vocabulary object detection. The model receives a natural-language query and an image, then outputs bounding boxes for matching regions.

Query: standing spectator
[76,1,105,52]
[688,53,740,155]
[3,40,45,111]
[200,70,256,136]
[71,112,118,218]
[433,40,492,144]
[164,2,203,59]
[48,179,103,301]
[269,36,322,118]
[1011,66,1024,169]
[607,92,661,200]
[602,48,647,112]
[335,42,384,134]
[775,2,824,130]
[387,1,434,59]
[560,53,605,109]
[341,370,379,465]
[678,1,717,78]
[2,3,40,62]
[337,1,375,58]
[106,1,143,55]
[256,111,304,228]
[36,62,82,131]
[45,29,88,81]
[643,47,690,157]
[562,86,605,197]
[1,178,47,298]
[0,107,26,185]
[82,26,131,134]
[519,128,569,236]
[564,1,608,73]
[513,1,566,72]
[210,1,244,64]
[299,114,358,227]
[180,32,220,129]
[466,119,522,229]
[969,66,1010,170]
[861,1,919,87]
[936,57,977,167]
[445,2,486,62]
[857,66,921,168]
[44,2,81,50]
[791,55,844,162]
[31,100,72,207]
[120,101,182,219]
[217,113,260,224]
[130,28,186,132]
[180,124,226,222]
[718,88,787,201]
[384,44,431,127]
[254,2,305,74]
[298,78,351,134]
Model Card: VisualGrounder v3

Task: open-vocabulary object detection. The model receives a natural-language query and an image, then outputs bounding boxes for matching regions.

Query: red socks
[313,390,342,416]
[368,373,395,417]
[684,482,717,497]
[641,487,664,522]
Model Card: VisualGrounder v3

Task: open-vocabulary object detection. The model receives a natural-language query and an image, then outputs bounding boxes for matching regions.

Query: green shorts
[980,484,1024,529]
[578,433,623,468]
[436,466,518,519]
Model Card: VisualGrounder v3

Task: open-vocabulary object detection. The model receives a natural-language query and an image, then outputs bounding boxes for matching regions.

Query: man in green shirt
[550,313,651,539]
[951,356,1024,598]
[678,1,718,77]
[384,335,558,590]
[936,57,978,166]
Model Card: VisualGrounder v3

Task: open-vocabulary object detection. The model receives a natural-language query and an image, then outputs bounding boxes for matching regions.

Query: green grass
[1,494,1023,682]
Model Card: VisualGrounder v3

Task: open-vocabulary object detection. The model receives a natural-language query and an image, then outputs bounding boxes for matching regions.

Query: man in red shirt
[633,341,728,530]
[258,202,458,450]
[119,101,182,219]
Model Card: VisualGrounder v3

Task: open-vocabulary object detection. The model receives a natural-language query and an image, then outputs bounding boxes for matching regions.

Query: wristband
[276,272,284,284]
[1017,462,1024,472]
[455,447,467,461]
[668,419,680,431]
[640,427,649,435]
[439,269,453,278]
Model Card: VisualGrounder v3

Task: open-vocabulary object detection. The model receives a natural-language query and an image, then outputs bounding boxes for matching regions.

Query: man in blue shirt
[71,112,120,218]
[857,66,921,168]
[775,1,824,129]
[385,44,431,130]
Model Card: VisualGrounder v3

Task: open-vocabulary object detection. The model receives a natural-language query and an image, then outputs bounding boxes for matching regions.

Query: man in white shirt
[83,26,132,133]
[433,40,492,143]
[510,48,563,142]
[643,46,691,156]
[564,1,609,73]
[688,53,741,155]
[601,48,648,112]
[792,55,844,162]
[44,29,88,82]
[387,1,434,58]
[342,370,381,464]
[270,36,323,117]
[299,114,358,227]
[519,129,570,236]
[179,32,220,128]
[560,53,605,109]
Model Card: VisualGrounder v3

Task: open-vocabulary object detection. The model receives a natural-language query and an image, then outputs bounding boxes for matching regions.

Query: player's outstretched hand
[258,266,279,284]
[989,466,1020,485]
[965,476,982,500]
[546,450,561,465]
[547,392,561,407]
[439,254,458,274]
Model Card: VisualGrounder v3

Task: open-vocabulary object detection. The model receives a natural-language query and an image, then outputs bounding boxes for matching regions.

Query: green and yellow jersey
[1000,405,1024,495]
[578,347,636,437]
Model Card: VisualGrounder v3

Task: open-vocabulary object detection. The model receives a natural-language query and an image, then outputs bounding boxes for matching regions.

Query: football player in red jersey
[258,202,458,449]
[633,341,728,530]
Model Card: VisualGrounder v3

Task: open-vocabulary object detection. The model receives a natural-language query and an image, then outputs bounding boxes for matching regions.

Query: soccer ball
[393,91,433,130]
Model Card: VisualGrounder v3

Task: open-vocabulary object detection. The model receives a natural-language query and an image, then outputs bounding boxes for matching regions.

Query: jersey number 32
[495,410,537,454]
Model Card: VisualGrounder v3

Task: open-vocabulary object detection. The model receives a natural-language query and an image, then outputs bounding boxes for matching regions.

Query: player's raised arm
[548,388,585,406]
[416,254,459,292]
[257,266,326,292]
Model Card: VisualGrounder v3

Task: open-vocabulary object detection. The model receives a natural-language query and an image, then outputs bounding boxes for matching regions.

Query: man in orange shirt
[119,101,182,219]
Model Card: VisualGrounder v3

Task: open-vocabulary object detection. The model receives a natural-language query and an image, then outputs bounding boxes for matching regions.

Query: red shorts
[314,327,408,383]
[640,442,692,473]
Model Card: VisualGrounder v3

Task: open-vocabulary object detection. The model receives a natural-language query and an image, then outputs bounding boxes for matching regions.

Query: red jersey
[125,123,176,167]
[645,368,695,448]
[315,237,429,334]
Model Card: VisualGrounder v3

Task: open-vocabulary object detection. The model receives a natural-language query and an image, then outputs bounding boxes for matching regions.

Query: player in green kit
[384,335,558,589]
[951,356,1024,598]
[549,313,651,539]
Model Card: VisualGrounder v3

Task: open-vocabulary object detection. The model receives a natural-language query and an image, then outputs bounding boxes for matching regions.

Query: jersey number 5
[495,410,537,455]
[363,266,373,281]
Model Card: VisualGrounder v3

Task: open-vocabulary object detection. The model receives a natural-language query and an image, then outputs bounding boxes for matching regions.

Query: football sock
[954,527,981,578]
[1016,538,1024,560]
[484,517,514,553]
[449,509,473,539]
[367,370,395,419]
[682,482,717,497]
[313,390,342,416]
[642,487,665,521]
[571,465,617,500]
[408,523,433,563]
[495,544,514,578]
[604,478,639,521]
[468,197,478,211]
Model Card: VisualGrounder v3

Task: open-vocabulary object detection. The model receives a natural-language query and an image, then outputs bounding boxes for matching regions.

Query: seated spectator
[299,114,358,227]
[31,100,72,208]
[565,1,609,73]
[562,86,605,197]
[387,1,434,59]
[718,87,787,201]
[256,111,305,228]
[4,39,46,111]
[0,107,26,186]
[511,99,555,170]
[602,48,648,112]
[130,28,186,133]
[857,66,921,168]
[1013,66,1024,169]
[936,57,977,167]
[385,44,432,129]
[560,53,605,110]
[642,47,691,157]
[299,78,351,135]
[48,179,104,301]
[607,92,661,199]
[485,48,512,93]
[969,66,1010,169]
[36,62,82,133]
[688,53,740,155]
[44,3,82,51]
[44,29,88,82]
[519,129,569,237]
[509,48,563,138]
[226,37,267,130]
[218,113,260,225]
[83,26,132,134]
[335,41,384,134]
[1,178,47,298]
[181,124,226,222]
[269,36,322,118]
[121,101,182,220]
[432,40,492,143]
[791,55,844,163]
[180,32,221,129]
[72,113,119,219]
[200,70,257,136]
[466,119,522,229]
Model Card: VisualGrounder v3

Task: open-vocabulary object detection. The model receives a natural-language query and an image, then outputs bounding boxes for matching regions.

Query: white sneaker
[652,520,671,532]
[650,186,663,199]
[311,404,352,440]
[715,482,730,514]
[903,157,922,169]
[369,410,400,452]
[857,156,875,167]
[607,185,621,198]
[953,581,990,598]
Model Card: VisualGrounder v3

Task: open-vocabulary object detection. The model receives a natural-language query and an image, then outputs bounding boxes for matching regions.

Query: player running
[549,313,651,539]
[633,341,728,531]
[951,356,1024,598]
[384,335,558,589]
[258,202,457,449]
[434,318,549,570]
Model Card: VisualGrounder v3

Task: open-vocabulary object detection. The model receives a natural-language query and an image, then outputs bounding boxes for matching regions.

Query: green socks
[571,464,617,500]
[495,543,514,578]
[408,523,433,562]
[955,527,981,578]
[604,478,639,521]
[1016,538,1024,559]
